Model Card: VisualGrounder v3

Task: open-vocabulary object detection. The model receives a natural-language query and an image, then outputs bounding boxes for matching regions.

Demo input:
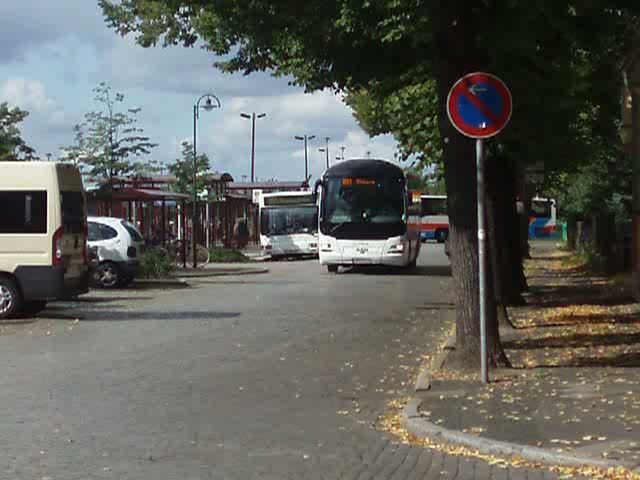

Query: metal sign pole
[446,72,511,384]
[476,138,489,384]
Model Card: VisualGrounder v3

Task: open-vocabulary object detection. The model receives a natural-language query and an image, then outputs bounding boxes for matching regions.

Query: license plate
[353,258,372,264]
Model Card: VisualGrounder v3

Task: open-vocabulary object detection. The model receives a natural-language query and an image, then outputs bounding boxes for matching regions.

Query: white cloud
[0,78,54,113]
[0,0,407,174]
[342,130,399,161]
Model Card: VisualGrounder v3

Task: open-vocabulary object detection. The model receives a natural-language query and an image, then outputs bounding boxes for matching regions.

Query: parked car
[0,162,89,319]
[88,217,145,288]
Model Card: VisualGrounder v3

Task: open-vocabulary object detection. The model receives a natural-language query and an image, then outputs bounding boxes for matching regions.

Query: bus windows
[531,199,552,218]
[420,197,447,216]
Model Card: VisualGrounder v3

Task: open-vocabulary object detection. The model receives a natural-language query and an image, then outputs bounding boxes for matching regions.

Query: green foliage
[139,246,175,278]
[98,1,633,179]
[405,164,446,195]
[167,141,210,196]
[61,82,158,180]
[550,151,631,222]
[0,102,36,161]
[346,81,442,167]
[208,248,250,263]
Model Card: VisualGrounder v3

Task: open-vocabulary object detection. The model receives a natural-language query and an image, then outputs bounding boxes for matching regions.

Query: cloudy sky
[0,1,404,183]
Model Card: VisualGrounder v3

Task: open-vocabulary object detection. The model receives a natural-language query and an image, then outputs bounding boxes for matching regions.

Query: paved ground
[415,242,640,475]
[0,243,563,479]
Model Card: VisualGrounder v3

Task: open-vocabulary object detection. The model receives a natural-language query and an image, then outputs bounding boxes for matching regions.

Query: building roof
[110,172,234,186]
[226,181,309,190]
[323,159,403,178]
[87,188,190,201]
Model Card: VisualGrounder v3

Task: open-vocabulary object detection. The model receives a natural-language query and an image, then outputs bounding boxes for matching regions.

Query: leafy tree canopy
[0,102,36,161]
[61,82,158,180]
[100,1,637,179]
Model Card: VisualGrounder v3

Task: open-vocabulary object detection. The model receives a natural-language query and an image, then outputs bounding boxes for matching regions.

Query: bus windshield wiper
[330,221,349,233]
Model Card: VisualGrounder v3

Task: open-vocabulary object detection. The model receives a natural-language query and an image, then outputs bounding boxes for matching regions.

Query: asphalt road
[0,243,558,479]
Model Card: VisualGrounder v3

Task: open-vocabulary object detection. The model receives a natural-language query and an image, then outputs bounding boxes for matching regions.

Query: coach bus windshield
[260,206,318,237]
[321,175,406,239]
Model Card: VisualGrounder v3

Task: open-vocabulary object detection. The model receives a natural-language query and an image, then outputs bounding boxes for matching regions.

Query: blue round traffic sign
[446,73,512,139]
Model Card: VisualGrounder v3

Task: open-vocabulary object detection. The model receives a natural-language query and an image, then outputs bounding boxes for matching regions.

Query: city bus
[258,191,319,258]
[420,194,448,243]
[314,159,421,272]
[529,197,557,238]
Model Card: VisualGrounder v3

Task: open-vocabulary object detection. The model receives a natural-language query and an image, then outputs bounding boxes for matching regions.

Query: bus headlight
[387,243,405,253]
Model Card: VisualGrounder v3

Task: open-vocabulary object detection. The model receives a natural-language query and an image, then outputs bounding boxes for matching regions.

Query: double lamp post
[240,112,267,182]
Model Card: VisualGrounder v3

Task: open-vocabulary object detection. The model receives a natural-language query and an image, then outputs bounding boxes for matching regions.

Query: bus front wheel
[327,265,339,273]
[436,229,448,243]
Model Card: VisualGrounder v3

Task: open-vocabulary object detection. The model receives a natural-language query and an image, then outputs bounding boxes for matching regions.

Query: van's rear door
[56,165,87,280]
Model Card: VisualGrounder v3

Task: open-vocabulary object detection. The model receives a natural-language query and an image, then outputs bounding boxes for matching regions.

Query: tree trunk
[503,160,528,299]
[431,0,505,370]
[486,154,517,334]
[566,216,577,251]
[520,184,532,260]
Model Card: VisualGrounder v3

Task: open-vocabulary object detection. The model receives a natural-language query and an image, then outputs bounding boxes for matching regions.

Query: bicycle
[163,239,210,268]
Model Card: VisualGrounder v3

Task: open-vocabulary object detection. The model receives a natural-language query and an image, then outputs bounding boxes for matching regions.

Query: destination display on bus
[263,194,314,207]
[341,178,376,186]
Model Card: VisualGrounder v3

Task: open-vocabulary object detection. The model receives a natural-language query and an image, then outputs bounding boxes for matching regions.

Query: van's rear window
[61,191,85,233]
[0,191,47,234]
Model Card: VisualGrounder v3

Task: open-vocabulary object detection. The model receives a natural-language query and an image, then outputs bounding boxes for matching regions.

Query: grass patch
[209,247,250,263]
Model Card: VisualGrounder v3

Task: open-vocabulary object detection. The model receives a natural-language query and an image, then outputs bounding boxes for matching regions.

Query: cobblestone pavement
[0,244,571,479]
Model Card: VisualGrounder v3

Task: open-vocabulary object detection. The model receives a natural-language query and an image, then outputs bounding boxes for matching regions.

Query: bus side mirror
[312,179,323,204]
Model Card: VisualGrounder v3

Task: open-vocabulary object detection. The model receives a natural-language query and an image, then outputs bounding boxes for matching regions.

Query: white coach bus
[314,159,421,273]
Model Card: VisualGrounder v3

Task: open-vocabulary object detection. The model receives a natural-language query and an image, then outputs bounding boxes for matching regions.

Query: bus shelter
[87,187,191,246]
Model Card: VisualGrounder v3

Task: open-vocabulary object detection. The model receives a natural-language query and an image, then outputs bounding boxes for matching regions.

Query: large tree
[0,102,36,161]
[61,82,158,182]
[99,0,634,368]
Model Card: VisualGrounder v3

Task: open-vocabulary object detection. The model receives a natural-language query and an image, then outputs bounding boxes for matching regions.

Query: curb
[403,330,639,472]
[178,268,269,279]
[175,268,269,278]
[402,399,637,471]
[133,279,190,289]
[414,326,456,392]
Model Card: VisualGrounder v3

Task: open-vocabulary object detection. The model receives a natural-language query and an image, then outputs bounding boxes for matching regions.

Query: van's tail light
[82,223,89,265]
[53,227,64,266]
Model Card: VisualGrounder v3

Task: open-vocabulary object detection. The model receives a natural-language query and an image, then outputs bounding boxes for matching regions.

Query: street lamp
[193,93,221,268]
[240,112,267,182]
[318,136,330,170]
[295,134,315,182]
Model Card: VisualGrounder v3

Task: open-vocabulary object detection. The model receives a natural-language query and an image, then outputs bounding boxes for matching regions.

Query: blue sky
[0,1,404,183]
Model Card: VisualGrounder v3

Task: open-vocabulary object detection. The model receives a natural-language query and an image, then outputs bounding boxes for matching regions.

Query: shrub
[208,247,250,263]
[140,247,175,278]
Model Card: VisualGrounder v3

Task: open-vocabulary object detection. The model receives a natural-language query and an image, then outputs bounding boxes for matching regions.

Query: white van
[0,162,90,319]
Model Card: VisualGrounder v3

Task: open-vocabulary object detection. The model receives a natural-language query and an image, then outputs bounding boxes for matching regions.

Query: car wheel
[21,300,47,318]
[327,265,338,273]
[0,277,22,320]
[96,262,120,289]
